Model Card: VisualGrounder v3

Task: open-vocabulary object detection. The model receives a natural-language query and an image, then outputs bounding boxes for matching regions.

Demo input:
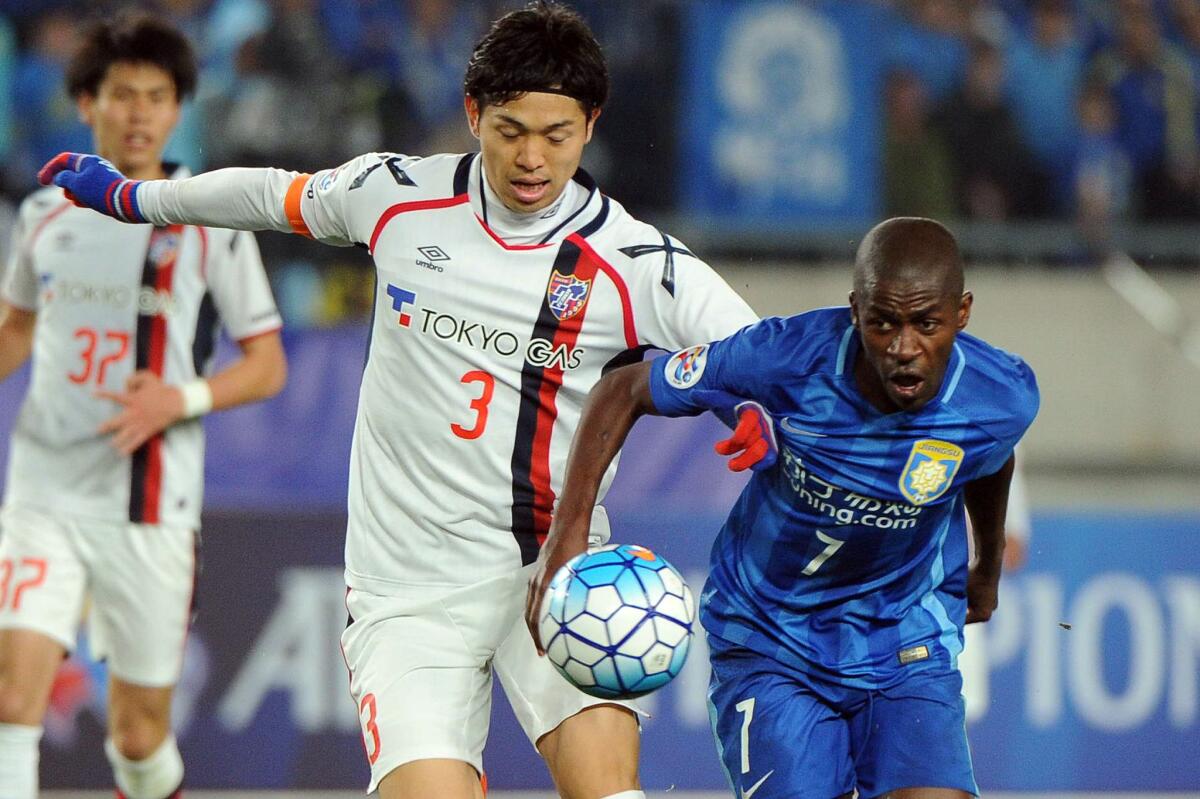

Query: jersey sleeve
[628,236,758,350]
[974,357,1040,478]
[292,153,423,248]
[1,209,36,310]
[206,229,283,344]
[648,317,787,417]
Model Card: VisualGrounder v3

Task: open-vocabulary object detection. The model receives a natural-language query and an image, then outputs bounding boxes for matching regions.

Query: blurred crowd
[878,0,1200,246]
[0,0,1195,322]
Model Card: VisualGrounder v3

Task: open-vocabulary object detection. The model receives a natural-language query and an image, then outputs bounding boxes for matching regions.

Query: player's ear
[848,290,859,327]
[957,291,973,330]
[464,95,482,139]
[77,92,95,127]
[584,106,601,143]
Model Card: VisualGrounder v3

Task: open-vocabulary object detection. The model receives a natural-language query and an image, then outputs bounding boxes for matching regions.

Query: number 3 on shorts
[359,693,381,765]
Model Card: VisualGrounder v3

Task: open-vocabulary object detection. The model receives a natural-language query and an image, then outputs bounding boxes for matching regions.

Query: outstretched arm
[38,153,303,236]
[525,361,658,652]
[963,453,1015,624]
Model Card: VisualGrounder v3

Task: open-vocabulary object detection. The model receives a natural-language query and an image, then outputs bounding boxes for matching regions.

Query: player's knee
[109,720,168,762]
[0,678,42,725]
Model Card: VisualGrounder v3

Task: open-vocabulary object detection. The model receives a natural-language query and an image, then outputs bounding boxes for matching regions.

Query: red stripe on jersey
[368,194,468,254]
[23,200,74,257]
[527,252,601,544]
[568,233,638,349]
[195,226,209,281]
[140,225,182,524]
[475,215,554,251]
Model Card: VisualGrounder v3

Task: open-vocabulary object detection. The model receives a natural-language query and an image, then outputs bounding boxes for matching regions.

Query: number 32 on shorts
[451,370,494,440]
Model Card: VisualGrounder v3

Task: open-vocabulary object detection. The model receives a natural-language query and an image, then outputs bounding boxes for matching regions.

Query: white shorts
[0,502,197,687]
[341,563,643,793]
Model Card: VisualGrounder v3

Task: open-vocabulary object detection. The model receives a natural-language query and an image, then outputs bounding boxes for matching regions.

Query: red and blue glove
[714,401,778,472]
[37,152,147,224]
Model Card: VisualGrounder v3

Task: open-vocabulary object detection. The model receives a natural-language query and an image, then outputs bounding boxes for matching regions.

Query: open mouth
[888,373,925,399]
[511,179,550,204]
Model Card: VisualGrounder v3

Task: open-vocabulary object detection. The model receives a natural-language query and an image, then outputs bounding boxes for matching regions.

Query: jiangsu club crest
[899,439,964,505]
[547,271,592,321]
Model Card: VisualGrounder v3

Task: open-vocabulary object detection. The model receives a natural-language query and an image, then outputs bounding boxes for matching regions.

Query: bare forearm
[138,168,298,233]
[204,333,287,411]
[964,454,1015,575]
[554,362,658,539]
[0,306,35,381]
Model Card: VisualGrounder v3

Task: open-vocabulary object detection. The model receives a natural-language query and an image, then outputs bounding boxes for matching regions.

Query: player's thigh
[852,667,977,799]
[494,564,643,753]
[0,628,68,724]
[377,759,485,799]
[708,643,855,799]
[86,522,197,687]
[0,504,88,654]
[342,582,508,794]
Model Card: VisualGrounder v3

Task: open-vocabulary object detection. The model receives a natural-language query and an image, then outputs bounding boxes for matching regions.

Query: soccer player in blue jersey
[528,217,1039,799]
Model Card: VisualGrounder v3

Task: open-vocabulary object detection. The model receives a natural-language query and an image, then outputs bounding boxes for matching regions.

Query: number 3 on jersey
[451,370,495,440]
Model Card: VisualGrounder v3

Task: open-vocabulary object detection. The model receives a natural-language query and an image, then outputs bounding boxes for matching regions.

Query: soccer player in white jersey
[960,448,1032,721]
[41,5,757,798]
[0,15,286,799]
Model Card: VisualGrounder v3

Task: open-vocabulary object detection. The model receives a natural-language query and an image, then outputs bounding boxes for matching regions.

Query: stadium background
[0,0,1198,795]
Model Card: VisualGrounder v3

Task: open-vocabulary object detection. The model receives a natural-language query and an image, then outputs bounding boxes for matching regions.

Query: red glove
[714,401,777,472]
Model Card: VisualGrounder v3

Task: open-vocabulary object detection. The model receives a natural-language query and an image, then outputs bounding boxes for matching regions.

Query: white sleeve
[138,167,299,235]
[631,237,758,350]
[207,230,282,344]
[1005,447,1032,542]
[2,209,37,310]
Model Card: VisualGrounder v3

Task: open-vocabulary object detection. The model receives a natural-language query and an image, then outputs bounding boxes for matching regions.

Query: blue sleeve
[974,358,1040,477]
[648,318,784,418]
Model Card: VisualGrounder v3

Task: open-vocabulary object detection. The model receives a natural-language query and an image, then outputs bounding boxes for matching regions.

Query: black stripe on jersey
[191,292,219,374]
[538,168,602,245]
[453,154,474,196]
[602,345,653,377]
[129,231,161,522]
[509,241,584,564]
[576,195,610,239]
[363,273,377,370]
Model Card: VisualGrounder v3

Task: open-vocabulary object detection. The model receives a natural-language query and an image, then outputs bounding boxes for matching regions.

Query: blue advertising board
[679,1,885,222]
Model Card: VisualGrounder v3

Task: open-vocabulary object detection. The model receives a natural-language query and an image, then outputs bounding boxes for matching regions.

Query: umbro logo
[416,245,449,273]
[418,246,449,261]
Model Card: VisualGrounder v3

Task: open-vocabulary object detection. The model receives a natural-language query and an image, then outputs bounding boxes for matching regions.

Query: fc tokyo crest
[899,439,964,506]
[547,270,592,321]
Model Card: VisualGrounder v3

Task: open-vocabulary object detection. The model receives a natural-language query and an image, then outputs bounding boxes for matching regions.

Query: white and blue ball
[538,543,695,699]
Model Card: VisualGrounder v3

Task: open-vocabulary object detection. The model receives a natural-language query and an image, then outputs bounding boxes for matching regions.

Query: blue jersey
[649,307,1039,689]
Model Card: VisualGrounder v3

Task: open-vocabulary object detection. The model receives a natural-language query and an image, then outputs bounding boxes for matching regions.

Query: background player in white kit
[960,449,1033,721]
[0,15,286,799]
[41,4,758,798]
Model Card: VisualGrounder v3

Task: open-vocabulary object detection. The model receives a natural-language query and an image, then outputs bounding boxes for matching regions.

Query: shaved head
[853,217,963,302]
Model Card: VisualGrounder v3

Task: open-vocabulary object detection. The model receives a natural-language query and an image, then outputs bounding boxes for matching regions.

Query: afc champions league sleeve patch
[664,344,709,389]
[899,439,965,505]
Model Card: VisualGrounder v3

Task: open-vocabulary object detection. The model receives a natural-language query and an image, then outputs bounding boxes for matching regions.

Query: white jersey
[2,169,281,529]
[138,153,757,589]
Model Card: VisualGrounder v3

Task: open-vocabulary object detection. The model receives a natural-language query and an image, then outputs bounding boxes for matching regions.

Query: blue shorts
[707,638,977,799]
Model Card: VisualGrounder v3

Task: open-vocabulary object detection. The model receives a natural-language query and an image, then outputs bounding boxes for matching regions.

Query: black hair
[66,13,198,101]
[464,1,608,117]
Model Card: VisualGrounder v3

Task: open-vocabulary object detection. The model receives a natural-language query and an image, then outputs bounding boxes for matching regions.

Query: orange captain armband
[284,173,313,237]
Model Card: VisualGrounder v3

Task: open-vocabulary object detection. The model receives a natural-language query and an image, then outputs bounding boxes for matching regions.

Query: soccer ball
[538,543,695,699]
